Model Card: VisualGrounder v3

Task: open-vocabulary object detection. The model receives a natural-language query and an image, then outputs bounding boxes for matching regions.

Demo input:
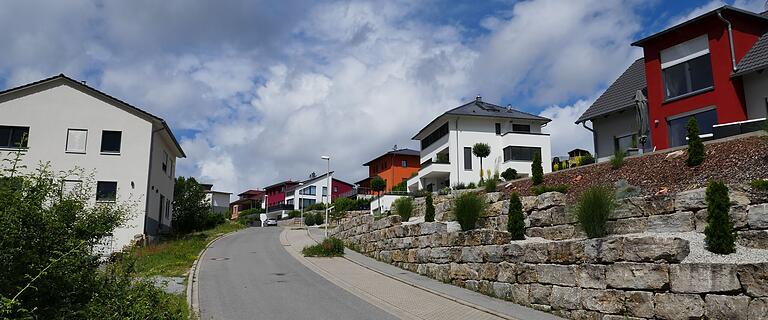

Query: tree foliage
[472,143,491,179]
[424,193,435,222]
[392,197,413,222]
[507,192,525,240]
[173,176,218,234]
[686,117,705,167]
[501,168,518,181]
[705,181,735,254]
[531,152,544,185]
[454,192,484,231]
[370,176,387,193]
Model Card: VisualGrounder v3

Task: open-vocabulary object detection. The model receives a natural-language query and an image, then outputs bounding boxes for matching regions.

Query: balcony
[267,203,294,212]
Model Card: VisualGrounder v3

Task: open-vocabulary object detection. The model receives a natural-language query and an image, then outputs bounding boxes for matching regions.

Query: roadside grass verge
[127,222,245,277]
[302,237,345,257]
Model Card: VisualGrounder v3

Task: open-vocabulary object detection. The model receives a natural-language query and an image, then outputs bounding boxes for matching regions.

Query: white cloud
[539,99,595,156]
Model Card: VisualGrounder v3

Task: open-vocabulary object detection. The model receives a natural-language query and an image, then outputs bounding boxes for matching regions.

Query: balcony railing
[267,204,294,212]
[420,158,450,169]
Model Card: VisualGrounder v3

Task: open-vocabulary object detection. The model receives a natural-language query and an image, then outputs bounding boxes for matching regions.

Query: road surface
[197,227,396,320]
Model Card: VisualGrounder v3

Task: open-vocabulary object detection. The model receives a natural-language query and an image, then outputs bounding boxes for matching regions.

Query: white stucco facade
[205,191,232,214]
[0,76,184,252]
[742,72,768,120]
[408,111,551,191]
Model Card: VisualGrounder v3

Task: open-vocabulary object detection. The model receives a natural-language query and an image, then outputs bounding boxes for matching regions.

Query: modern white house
[284,172,355,212]
[407,97,552,191]
[201,183,232,215]
[0,74,185,253]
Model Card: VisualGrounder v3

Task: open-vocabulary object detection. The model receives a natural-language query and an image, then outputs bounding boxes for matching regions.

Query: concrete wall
[743,72,768,120]
[591,110,640,159]
[0,82,158,252]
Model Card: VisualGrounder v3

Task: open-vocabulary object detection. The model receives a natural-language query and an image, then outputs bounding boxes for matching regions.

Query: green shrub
[750,179,768,191]
[580,154,596,165]
[531,184,569,195]
[705,181,735,254]
[531,152,543,185]
[307,203,326,211]
[288,210,301,218]
[454,182,466,190]
[438,187,451,195]
[454,192,484,231]
[392,197,414,222]
[501,168,518,181]
[610,150,624,170]
[467,182,477,189]
[574,186,615,238]
[507,192,525,240]
[238,207,264,217]
[392,180,407,192]
[172,176,214,234]
[425,193,435,222]
[484,177,498,192]
[302,237,345,257]
[687,117,705,167]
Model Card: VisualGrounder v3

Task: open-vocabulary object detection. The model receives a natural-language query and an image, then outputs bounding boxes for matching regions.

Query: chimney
[475,94,481,101]
[507,104,513,111]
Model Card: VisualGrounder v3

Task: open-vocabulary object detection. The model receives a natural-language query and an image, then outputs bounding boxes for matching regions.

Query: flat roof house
[578,6,768,158]
[229,189,264,219]
[0,74,185,252]
[356,148,420,194]
[407,97,552,192]
[285,172,354,211]
[200,183,231,215]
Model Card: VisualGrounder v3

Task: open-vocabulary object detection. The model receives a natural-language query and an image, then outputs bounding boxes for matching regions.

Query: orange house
[357,149,420,193]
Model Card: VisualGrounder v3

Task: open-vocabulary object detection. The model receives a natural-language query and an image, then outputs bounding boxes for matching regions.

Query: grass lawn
[127,222,245,277]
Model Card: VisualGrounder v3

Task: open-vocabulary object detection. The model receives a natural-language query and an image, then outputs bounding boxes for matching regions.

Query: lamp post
[297,182,304,226]
[263,194,268,228]
[321,155,330,237]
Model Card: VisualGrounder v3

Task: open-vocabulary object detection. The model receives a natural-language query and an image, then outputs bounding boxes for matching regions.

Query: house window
[65,129,87,153]
[0,126,29,148]
[62,180,82,196]
[661,35,713,100]
[667,108,718,147]
[512,124,531,132]
[300,198,316,209]
[503,146,542,161]
[421,122,449,149]
[463,147,472,170]
[162,150,168,173]
[495,123,501,135]
[614,134,637,154]
[166,199,171,219]
[322,186,328,196]
[299,186,316,195]
[100,131,122,154]
[96,181,117,202]
[401,160,407,167]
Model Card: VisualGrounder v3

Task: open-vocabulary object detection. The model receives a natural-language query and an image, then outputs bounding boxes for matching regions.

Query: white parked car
[265,219,278,226]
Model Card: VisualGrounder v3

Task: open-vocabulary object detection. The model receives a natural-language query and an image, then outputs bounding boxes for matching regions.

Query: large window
[661,35,713,100]
[0,126,29,149]
[96,181,117,202]
[463,147,472,170]
[421,122,449,149]
[667,108,718,147]
[512,124,531,133]
[495,123,501,135]
[614,134,637,154]
[503,146,541,161]
[100,130,122,153]
[299,186,316,195]
[401,160,407,167]
[66,129,87,153]
[299,198,316,209]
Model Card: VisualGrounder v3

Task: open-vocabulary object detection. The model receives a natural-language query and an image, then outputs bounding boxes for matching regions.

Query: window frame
[614,133,638,155]
[65,128,88,154]
[503,146,542,162]
[96,181,118,202]
[463,147,472,171]
[100,130,122,154]
[0,126,30,149]
[660,35,713,101]
[512,124,531,133]
[495,123,501,135]
[401,160,407,167]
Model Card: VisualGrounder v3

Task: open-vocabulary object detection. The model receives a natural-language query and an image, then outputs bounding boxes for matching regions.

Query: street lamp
[297,182,304,226]
[321,155,330,237]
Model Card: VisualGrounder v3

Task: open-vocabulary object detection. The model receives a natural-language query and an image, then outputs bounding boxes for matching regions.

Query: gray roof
[413,98,550,139]
[733,32,768,77]
[576,58,646,123]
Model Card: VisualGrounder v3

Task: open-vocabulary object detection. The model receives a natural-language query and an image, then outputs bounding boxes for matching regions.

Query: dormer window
[661,35,713,100]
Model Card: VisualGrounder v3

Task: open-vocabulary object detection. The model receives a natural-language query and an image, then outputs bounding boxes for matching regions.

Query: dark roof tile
[733,32,768,77]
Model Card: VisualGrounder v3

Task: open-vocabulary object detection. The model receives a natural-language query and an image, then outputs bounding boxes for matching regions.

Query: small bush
[467,182,477,189]
[501,168,518,181]
[610,150,624,170]
[238,207,264,216]
[507,192,525,240]
[306,203,326,211]
[425,193,435,222]
[302,237,345,257]
[392,197,413,222]
[687,117,705,167]
[575,186,615,238]
[531,184,569,195]
[750,179,768,191]
[705,181,735,254]
[531,152,543,185]
[288,210,301,218]
[580,154,596,165]
[454,192,484,231]
[438,187,451,195]
[454,182,466,190]
[484,178,498,193]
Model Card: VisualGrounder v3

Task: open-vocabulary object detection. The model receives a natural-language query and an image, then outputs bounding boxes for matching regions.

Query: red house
[578,6,768,158]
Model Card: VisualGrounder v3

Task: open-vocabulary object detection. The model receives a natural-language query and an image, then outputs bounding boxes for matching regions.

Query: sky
[0,0,765,195]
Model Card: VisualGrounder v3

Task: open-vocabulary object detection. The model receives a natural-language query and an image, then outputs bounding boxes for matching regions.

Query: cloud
[539,99,595,156]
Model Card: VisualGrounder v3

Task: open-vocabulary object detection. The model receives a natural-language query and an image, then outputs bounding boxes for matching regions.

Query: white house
[284,172,355,212]
[201,183,232,215]
[408,97,552,191]
[0,74,185,252]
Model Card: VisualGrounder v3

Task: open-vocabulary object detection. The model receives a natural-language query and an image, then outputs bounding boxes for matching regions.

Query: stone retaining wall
[332,191,768,319]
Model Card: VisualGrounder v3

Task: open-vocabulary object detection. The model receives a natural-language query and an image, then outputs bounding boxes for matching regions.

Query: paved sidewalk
[286,227,561,320]
[307,227,560,320]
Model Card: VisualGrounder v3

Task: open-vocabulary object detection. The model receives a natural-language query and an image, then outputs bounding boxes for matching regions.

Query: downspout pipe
[580,121,594,132]
[717,11,737,72]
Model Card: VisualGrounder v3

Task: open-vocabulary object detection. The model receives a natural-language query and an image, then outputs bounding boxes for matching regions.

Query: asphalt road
[197,227,397,320]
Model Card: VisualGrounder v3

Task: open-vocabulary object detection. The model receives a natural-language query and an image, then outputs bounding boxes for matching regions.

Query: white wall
[743,72,768,120]
[145,132,180,240]
[370,194,407,215]
[291,175,333,210]
[0,83,155,252]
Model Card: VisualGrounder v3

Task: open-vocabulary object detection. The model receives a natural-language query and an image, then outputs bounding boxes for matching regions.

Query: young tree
[531,152,544,185]
[507,192,525,240]
[501,168,518,181]
[371,176,387,215]
[172,176,212,234]
[705,181,735,254]
[472,143,491,181]
[686,117,705,167]
[424,193,435,222]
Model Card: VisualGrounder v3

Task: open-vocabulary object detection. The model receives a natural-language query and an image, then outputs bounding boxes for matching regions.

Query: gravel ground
[638,231,768,264]
[503,134,768,203]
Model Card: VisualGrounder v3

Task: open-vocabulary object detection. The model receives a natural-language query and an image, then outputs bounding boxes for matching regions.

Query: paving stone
[705,294,750,320]
[670,263,740,293]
